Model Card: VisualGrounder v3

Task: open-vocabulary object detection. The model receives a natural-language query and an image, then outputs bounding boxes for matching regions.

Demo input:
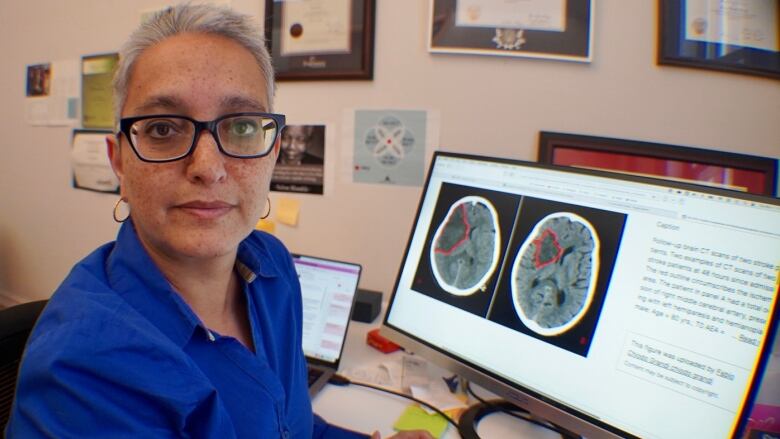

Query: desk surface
[312,315,561,438]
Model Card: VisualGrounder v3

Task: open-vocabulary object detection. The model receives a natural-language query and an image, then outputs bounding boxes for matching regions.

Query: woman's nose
[185,130,227,184]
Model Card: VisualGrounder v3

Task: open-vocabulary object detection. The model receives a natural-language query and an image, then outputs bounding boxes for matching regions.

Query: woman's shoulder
[26,243,189,369]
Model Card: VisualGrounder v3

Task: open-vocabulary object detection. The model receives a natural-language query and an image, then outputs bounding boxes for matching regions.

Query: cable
[329,374,462,434]
[329,374,579,439]
[464,381,578,438]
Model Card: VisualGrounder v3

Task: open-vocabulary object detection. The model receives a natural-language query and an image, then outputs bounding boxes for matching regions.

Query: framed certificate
[429,0,593,62]
[265,0,376,80]
[81,53,119,129]
[538,131,778,196]
[71,129,119,194]
[658,0,780,79]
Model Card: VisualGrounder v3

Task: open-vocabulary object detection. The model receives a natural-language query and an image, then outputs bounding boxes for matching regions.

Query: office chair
[0,300,47,432]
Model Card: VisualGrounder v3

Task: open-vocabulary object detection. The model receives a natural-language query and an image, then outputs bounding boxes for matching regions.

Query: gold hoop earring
[261,197,271,219]
[113,198,130,223]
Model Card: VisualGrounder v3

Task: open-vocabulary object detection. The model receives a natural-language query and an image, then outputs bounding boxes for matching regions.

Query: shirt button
[282,429,290,439]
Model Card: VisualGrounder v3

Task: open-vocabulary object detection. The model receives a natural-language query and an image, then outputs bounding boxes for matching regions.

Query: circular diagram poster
[352,110,427,186]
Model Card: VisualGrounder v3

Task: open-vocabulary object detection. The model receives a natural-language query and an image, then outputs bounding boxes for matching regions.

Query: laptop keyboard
[307,367,324,386]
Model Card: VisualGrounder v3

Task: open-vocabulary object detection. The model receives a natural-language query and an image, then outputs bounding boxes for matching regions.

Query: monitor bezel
[380,150,780,438]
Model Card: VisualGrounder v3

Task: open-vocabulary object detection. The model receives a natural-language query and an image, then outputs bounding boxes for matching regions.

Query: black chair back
[0,300,47,433]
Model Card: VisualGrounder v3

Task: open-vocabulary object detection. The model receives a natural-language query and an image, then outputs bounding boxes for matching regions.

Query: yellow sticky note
[255,218,275,234]
[393,405,448,438]
[276,197,300,226]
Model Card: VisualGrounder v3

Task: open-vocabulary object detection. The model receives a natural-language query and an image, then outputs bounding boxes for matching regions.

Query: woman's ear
[106,135,125,190]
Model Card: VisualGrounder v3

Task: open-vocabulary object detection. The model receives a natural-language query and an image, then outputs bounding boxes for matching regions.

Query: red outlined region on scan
[511,212,600,336]
[430,196,501,296]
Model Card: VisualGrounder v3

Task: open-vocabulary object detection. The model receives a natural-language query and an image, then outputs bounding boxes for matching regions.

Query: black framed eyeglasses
[117,112,286,163]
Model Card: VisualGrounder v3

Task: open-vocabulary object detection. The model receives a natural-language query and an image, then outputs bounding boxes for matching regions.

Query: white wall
[1,1,778,305]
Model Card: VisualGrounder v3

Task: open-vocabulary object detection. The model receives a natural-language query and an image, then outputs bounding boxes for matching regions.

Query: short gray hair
[112,3,275,127]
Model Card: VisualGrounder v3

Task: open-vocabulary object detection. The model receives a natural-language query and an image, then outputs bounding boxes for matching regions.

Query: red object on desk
[367,328,401,353]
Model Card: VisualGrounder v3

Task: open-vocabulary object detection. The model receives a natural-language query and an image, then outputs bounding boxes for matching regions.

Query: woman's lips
[177,200,234,219]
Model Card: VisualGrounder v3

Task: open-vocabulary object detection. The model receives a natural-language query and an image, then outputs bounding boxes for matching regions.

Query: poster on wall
[343,109,440,187]
[271,124,326,195]
[81,53,119,129]
[71,129,119,193]
[25,60,80,126]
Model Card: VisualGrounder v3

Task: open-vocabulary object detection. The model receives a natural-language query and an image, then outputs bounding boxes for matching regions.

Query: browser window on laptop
[291,254,362,396]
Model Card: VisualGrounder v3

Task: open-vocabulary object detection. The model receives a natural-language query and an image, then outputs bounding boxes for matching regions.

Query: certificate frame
[81,52,119,129]
[264,0,376,80]
[537,131,778,196]
[70,128,119,194]
[428,0,593,62]
[658,0,780,79]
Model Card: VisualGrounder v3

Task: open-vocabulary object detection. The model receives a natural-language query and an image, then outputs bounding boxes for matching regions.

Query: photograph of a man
[278,125,325,166]
[271,124,325,194]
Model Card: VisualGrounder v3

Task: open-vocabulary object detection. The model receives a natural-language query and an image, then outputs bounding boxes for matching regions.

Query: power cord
[464,381,581,439]
[328,374,463,435]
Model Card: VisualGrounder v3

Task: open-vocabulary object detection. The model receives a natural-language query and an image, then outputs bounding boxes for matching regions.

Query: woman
[6,4,429,439]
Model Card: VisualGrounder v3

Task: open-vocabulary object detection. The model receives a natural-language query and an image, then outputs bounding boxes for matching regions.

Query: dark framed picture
[658,0,780,79]
[264,0,376,80]
[26,63,51,97]
[538,131,778,196]
[271,124,326,195]
[429,0,593,62]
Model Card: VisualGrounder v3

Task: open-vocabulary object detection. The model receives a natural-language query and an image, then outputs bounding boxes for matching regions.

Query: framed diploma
[265,0,376,80]
[538,131,778,196]
[658,0,780,79]
[429,0,593,62]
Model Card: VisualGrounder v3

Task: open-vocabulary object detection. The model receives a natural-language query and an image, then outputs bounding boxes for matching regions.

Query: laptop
[291,253,362,397]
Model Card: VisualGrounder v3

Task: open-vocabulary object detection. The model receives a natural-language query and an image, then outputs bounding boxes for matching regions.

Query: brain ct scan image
[511,212,600,336]
[430,196,501,296]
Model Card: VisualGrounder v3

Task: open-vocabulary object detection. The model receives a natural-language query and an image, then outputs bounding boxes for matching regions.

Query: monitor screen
[292,254,361,364]
[382,152,780,438]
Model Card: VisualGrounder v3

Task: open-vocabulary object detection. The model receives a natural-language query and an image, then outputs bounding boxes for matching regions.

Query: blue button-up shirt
[6,222,366,438]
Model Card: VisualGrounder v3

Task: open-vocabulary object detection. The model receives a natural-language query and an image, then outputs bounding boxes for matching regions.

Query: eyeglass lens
[128,115,278,160]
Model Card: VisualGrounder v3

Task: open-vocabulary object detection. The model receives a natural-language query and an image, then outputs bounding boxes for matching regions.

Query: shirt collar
[105,221,280,347]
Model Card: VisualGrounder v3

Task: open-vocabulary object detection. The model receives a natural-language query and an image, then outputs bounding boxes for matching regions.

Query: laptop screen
[383,152,780,438]
[292,254,362,365]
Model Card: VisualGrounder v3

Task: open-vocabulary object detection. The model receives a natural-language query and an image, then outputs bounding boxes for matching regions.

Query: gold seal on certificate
[493,29,527,50]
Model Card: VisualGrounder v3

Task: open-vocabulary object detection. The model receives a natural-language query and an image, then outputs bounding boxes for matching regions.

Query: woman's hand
[370,430,434,439]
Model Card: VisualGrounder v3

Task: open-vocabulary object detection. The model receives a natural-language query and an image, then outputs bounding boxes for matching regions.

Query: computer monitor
[381,151,780,438]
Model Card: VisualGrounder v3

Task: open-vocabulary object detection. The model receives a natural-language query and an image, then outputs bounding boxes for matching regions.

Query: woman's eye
[145,122,178,139]
[230,120,259,136]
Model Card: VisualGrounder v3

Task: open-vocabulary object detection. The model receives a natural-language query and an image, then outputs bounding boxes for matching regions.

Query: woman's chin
[139,225,250,263]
